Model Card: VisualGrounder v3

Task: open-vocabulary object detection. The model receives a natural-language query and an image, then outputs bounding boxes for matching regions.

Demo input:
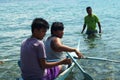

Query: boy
[81,6,102,38]
[45,22,83,72]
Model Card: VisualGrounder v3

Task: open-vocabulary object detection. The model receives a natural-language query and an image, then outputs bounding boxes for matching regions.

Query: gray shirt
[45,37,66,61]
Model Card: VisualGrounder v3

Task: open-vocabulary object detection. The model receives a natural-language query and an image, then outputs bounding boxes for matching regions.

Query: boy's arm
[51,38,84,58]
[81,24,86,33]
[39,58,71,69]
[98,22,101,33]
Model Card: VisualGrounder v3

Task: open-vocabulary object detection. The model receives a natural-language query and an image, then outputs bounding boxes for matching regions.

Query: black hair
[31,18,49,33]
[51,22,64,35]
[86,6,92,11]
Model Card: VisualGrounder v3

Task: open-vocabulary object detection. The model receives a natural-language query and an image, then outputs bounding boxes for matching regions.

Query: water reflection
[81,33,102,49]
[71,33,120,80]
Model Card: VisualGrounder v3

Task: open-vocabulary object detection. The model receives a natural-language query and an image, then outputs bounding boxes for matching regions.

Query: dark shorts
[86,30,98,35]
[42,66,60,80]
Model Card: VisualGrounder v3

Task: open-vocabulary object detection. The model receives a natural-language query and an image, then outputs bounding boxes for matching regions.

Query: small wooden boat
[17,40,82,80]
[55,62,75,80]
[17,39,93,80]
[17,54,76,80]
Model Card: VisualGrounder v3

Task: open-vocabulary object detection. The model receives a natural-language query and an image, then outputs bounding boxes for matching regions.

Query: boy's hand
[61,58,72,65]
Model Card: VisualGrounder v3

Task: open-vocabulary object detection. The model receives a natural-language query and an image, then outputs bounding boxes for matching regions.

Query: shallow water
[0,0,120,80]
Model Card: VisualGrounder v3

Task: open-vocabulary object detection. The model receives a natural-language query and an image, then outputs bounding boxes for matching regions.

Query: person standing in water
[81,6,102,38]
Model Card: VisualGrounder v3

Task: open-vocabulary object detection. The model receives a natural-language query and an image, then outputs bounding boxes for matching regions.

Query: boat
[17,61,75,80]
[16,39,82,80]
[55,59,75,80]
[16,39,93,80]
[16,53,76,80]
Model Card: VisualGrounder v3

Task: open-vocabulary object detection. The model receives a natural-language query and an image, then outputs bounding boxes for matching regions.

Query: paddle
[0,59,18,64]
[0,58,61,64]
[67,52,93,80]
[0,59,18,62]
[74,56,120,63]
[67,38,93,80]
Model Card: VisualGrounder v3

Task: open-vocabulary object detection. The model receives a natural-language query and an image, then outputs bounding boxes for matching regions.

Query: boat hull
[17,60,75,80]
[55,63,75,80]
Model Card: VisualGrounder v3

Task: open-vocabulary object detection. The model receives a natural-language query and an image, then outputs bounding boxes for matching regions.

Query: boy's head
[31,18,49,33]
[31,18,49,39]
[86,6,92,15]
[51,22,64,38]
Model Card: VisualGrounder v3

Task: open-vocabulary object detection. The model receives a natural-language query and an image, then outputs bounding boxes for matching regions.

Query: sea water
[0,0,120,80]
